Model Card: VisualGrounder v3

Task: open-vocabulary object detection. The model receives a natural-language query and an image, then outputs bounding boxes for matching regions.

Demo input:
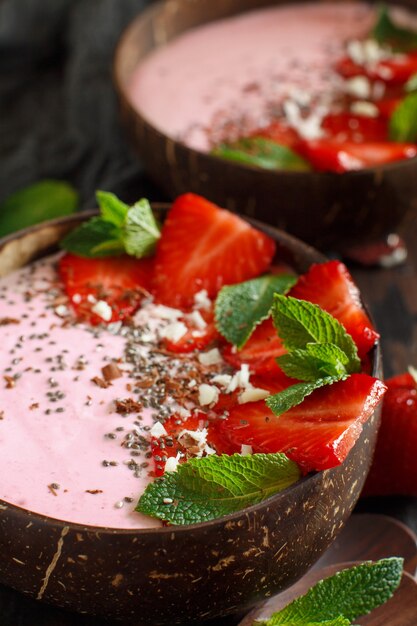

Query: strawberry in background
[363,369,417,497]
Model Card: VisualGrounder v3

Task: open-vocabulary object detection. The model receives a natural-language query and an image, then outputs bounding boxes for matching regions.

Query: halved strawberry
[59,253,153,324]
[299,138,417,172]
[290,260,379,358]
[215,374,386,472]
[321,113,388,143]
[151,413,208,476]
[162,308,221,354]
[153,194,276,309]
[222,318,286,375]
[363,372,417,497]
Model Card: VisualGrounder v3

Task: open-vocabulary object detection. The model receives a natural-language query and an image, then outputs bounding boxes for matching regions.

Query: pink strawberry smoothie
[0,257,166,529]
[128,2,377,150]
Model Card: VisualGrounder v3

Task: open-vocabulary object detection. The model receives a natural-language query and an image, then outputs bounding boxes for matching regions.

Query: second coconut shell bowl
[114,0,417,251]
[0,208,382,624]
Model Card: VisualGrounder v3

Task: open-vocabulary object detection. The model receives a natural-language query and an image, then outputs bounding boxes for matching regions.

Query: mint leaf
[277,344,349,381]
[372,4,417,50]
[123,198,161,258]
[212,138,311,172]
[258,558,403,625]
[390,92,417,142]
[0,180,78,237]
[272,295,360,372]
[96,190,129,227]
[405,73,417,93]
[265,378,333,416]
[215,274,296,349]
[60,217,124,258]
[137,453,301,525]
[267,620,350,626]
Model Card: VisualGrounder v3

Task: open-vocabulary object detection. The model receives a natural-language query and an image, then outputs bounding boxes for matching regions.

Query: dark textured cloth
[0,0,161,209]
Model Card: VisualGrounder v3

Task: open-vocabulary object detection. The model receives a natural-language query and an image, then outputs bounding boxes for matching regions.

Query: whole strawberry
[363,371,417,497]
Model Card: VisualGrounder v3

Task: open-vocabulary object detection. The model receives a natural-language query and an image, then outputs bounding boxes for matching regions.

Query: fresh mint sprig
[215,274,296,349]
[266,295,360,416]
[256,558,403,625]
[212,138,311,171]
[389,92,417,143]
[61,191,160,258]
[372,4,417,50]
[136,453,301,525]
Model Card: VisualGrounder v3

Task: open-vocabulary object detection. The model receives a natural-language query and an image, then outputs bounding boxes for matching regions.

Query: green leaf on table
[0,180,78,237]
[372,4,417,50]
[405,73,417,93]
[136,453,301,525]
[212,138,311,172]
[256,558,403,625]
[123,198,161,258]
[272,295,360,371]
[215,274,296,349]
[60,217,124,258]
[390,92,417,142]
[96,190,129,227]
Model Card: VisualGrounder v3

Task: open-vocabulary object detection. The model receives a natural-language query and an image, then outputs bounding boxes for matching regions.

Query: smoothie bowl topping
[130,2,417,173]
[0,192,385,528]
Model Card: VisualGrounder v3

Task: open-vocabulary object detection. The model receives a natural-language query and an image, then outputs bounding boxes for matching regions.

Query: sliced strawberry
[252,121,301,149]
[151,413,208,476]
[322,113,388,143]
[290,260,379,358]
[216,374,386,472]
[153,194,276,309]
[59,253,153,324]
[335,53,417,85]
[363,372,417,497]
[162,308,221,354]
[222,318,286,375]
[299,138,417,172]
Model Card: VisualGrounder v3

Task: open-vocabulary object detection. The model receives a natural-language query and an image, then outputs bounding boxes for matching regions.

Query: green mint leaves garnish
[266,295,360,416]
[389,92,417,143]
[215,274,296,349]
[136,453,301,525]
[257,558,403,625]
[0,180,78,238]
[61,191,160,258]
[372,4,417,50]
[212,138,311,172]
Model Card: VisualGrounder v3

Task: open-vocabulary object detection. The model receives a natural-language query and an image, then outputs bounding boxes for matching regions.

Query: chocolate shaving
[0,411,4,420]
[29,403,39,410]
[0,317,20,326]
[102,363,122,382]
[85,489,103,495]
[91,376,110,389]
[4,375,15,389]
[115,398,142,414]
[48,484,58,497]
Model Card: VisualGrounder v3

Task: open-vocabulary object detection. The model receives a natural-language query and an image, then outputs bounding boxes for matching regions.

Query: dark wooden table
[2,216,417,625]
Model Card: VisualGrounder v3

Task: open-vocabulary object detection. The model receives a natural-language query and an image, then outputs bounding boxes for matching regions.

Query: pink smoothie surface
[128,2,376,150]
[0,257,162,529]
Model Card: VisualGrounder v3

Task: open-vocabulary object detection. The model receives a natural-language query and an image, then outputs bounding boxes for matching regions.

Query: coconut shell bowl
[0,208,382,625]
[114,0,417,251]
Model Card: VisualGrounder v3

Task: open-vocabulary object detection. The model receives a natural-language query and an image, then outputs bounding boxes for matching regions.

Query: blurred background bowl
[114,0,417,251]
[0,209,382,624]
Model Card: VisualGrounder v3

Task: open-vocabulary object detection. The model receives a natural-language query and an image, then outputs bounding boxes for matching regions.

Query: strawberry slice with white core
[215,374,386,472]
[153,193,276,309]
